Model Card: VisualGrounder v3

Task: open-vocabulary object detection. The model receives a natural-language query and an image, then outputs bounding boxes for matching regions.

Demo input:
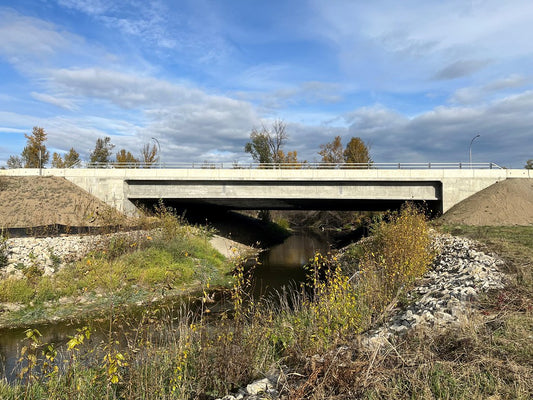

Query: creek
[0,231,330,382]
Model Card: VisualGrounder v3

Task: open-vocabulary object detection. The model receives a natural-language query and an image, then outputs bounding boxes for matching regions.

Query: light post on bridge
[469,134,480,168]
[151,137,161,168]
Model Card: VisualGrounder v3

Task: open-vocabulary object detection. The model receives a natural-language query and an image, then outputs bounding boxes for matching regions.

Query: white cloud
[0,9,72,65]
[0,7,114,79]
[26,67,259,162]
[309,0,533,87]
[56,0,112,15]
[30,92,77,111]
[344,91,533,167]
[450,75,529,104]
[2,2,532,170]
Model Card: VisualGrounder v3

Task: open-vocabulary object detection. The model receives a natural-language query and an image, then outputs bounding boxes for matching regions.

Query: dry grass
[4,212,531,399]
[281,224,533,399]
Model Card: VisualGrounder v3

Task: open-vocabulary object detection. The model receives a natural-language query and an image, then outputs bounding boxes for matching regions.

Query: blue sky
[1,0,532,168]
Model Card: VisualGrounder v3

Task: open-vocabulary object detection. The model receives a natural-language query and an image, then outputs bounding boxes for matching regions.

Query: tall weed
[0,230,9,268]
[357,203,434,318]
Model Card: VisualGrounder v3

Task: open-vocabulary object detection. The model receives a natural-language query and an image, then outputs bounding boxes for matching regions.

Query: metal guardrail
[82,162,503,170]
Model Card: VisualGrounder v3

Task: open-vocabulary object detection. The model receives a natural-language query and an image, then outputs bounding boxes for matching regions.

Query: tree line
[6,124,531,169]
[5,126,159,169]
[6,123,372,170]
[245,120,372,166]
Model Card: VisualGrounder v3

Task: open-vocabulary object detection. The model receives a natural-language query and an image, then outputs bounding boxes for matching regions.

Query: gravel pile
[364,233,505,347]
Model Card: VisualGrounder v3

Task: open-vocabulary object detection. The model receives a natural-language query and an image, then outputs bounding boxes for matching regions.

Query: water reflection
[252,233,329,298]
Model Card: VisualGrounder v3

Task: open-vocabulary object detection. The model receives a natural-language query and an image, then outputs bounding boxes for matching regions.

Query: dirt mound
[439,178,533,226]
[0,176,124,228]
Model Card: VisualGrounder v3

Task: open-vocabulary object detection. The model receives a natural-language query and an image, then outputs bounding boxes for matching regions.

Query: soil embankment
[0,176,123,229]
[439,178,533,226]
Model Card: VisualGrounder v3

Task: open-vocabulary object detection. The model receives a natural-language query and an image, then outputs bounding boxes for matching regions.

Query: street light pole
[38,148,42,176]
[469,134,480,167]
[151,137,161,168]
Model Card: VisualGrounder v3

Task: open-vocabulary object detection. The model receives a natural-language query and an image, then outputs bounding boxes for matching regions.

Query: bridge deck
[1,167,530,214]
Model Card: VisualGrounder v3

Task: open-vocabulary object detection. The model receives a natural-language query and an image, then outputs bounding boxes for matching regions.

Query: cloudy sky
[1,0,532,168]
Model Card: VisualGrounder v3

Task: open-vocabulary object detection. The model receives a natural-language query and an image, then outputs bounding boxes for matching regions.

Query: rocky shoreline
[363,233,505,347]
[1,230,151,279]
[1,230,253,280]
[215,233,507,400]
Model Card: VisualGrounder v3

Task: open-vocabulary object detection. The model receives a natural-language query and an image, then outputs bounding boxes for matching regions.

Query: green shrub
[35,277,59,303]
[0,277,34,303]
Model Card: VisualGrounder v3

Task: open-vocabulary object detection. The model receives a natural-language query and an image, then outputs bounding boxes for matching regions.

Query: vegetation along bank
[0,210,243,329]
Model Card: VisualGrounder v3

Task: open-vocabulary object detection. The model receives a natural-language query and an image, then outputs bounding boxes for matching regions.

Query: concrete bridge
[2,163,531,215]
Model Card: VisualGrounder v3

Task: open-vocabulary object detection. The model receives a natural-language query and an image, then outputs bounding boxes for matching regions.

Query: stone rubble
[363,233,506,347]
[1,230,152,279]
[217,376,280,400]
[216,233,507,399]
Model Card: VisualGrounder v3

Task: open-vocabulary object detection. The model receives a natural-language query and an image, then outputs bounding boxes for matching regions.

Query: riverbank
[0,216,256,329]
[2,209,532,398]
[215,226,532,399]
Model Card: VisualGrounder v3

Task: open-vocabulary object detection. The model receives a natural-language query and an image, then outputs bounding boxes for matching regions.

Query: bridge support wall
[1,168,530,215]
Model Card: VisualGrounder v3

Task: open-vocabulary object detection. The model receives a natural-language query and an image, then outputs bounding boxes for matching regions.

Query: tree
[526,159,533,169]
[63,148,80,167]
[277,150,305,168]
[343,137,372,165]
[318,136,344,164]
[115,149,139,168]
[7,155,23,169]
[140,143,158,167]
[21,126,49,168]
[244,120,288,165]
[89,137,115,166]
[51,148,79,168]
[245,131,272,164]
[52,152,65,168]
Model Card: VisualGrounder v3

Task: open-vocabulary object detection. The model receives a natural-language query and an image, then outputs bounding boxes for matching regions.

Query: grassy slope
[0,223,234,329]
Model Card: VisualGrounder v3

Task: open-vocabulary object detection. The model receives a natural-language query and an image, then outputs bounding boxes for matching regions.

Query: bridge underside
[131,197,440,212]
[127,179,443,213]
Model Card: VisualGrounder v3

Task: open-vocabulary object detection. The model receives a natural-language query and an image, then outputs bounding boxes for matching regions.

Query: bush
[0,277,34,303]
[303,253,363,352]
[358,203,434,317]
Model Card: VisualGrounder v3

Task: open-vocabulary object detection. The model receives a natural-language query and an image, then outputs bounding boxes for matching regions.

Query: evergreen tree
[89,137,115,166]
